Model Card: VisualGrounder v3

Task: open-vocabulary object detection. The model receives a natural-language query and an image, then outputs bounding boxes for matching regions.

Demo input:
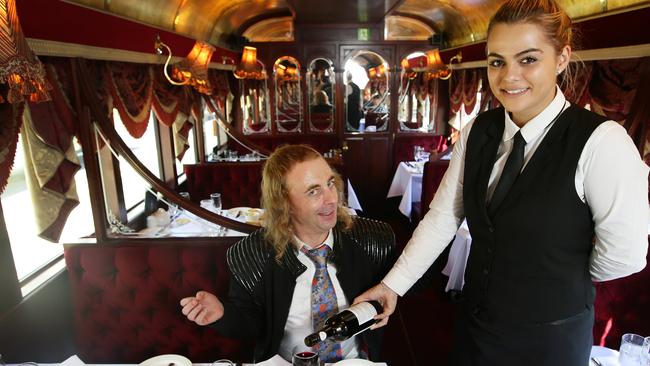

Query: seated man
[180,144,395,363]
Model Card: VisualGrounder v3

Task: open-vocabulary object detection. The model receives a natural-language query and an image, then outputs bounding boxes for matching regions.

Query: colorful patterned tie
[301,245,343,363]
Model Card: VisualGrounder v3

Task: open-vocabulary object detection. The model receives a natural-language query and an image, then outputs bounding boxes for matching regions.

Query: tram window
[175,124,197,179]
[449,92,482,140]
[1,135,93,296]
[113,110,161,212]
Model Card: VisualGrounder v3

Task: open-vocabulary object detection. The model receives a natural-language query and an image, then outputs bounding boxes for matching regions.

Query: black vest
[463,105,607,324]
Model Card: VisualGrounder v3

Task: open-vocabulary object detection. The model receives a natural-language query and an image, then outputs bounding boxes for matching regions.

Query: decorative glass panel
[274,56,302,132]
[241,78,271,135]
[307,58,335,133]
[344,51,389,132]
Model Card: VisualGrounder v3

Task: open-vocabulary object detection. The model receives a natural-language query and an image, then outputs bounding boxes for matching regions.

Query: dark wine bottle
[304,301,382,347]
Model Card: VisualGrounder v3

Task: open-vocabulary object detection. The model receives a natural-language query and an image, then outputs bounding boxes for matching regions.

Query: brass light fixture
[234,46,266,80]
[0,0,51,103]
[154,34,216,95]
[425,49,462,80]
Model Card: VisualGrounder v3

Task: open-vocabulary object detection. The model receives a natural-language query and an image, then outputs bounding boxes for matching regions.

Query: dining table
[139,206,262,238]
[10,347,619,366]
[15,354,389,366]
[386,161,424,219]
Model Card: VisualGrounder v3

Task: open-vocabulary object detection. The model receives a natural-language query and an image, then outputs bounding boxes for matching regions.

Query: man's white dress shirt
[278,230,360,361]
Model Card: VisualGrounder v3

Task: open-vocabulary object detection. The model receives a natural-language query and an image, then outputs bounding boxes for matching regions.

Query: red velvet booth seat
[417,159,450,221]
[593,244,650,349]
[184,162,263,208]
[226,134,339,156]
[64,242,250,363]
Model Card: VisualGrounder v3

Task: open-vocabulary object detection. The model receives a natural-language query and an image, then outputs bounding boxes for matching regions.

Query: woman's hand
[180,290,224,326]
[353,282,398,329]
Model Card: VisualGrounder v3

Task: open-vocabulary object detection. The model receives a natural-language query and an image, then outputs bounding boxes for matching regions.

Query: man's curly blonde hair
[261,144,352,261]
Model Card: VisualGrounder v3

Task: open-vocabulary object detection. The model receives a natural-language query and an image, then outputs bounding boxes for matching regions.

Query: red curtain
[589,58,641,122]
[0,98,24,193]
[106,62,154,138]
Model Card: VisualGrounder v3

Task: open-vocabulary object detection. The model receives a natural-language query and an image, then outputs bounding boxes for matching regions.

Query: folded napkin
[61,355,85,366]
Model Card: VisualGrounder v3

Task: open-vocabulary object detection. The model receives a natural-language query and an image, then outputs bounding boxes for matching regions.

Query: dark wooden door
[343,134,392,217]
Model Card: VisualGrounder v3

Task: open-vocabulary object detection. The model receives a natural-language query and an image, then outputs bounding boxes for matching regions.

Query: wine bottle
[304,301,382,347]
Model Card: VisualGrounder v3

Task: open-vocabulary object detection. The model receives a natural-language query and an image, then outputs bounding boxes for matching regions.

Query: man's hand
[180,290,224,326]
[353,282,398,330]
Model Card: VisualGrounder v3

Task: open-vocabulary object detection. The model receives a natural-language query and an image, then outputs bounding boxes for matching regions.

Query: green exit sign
[358,28,369,41]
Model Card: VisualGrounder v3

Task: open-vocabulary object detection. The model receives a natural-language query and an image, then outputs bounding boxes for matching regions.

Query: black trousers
[449,305,594,366]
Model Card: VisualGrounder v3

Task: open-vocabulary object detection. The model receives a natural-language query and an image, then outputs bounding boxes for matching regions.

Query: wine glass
[292,345,318,366]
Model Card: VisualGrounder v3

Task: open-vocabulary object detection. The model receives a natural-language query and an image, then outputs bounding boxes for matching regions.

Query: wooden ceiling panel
[288,0,403,24]
[62,0,650,48]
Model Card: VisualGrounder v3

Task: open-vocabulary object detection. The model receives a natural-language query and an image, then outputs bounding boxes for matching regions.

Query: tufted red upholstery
[226,134,339,155]
[64,242,250,363]
[392,135,447,172]
[593,243,650,348]
[417,159,450,221]
[184,162,263,208]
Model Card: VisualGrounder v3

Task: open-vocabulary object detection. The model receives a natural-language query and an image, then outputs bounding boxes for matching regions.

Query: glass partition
[307,58,335,132]
[344,51,389,132]
[241,76,271,134]
[398,52,438,132]
[274,56,302,132]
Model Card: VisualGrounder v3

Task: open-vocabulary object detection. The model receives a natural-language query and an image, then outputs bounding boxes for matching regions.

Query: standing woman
[355,0,649,365]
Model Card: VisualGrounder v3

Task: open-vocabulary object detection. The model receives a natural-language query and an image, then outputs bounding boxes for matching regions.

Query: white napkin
[61,355,85,366]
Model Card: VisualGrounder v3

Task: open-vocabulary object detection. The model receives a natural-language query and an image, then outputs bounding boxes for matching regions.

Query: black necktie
[488,131,527,215]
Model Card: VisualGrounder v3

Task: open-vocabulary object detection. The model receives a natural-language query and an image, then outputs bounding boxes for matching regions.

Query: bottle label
[346,302,378,324]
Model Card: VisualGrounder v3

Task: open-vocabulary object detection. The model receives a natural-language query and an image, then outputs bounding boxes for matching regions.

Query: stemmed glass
[292,345,318,366]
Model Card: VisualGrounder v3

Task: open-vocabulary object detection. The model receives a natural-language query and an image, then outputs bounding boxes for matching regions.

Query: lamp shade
[171,40,215,94]
[0,0,51,103]
[426,49,444,70]
[234,46,266,79]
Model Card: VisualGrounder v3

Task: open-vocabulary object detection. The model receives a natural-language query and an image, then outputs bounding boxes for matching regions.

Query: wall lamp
[233,46,267,80]
[154,34,216,94]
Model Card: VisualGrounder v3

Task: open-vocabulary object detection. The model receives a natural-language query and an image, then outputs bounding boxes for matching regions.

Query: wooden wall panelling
[303,44,338,65]
[343,135,392,217]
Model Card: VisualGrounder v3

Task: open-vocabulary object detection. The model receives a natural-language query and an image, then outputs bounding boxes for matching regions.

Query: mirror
[398,52,437,132]
[344,51,389,132]
[241,75,271,134]
[307,58,336,133]
[274,56,302,132]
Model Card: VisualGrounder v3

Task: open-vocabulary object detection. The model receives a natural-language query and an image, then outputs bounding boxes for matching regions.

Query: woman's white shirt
[383,88,649,296]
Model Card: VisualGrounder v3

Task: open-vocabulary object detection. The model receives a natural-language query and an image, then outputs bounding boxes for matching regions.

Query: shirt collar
[502,86,568,144]
[293,229,334,252]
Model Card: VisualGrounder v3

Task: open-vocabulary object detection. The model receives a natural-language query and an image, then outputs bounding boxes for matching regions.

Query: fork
[590,357,603,366]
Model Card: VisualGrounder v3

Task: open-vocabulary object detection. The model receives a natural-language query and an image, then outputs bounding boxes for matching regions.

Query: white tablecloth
[386,161,423,218]
[347,179,363,212]
[441,220,472,292]
[139,208,255,238]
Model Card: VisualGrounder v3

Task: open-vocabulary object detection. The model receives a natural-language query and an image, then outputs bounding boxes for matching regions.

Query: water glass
[620,333,645,366]
[210,193,222,212]
[642,337,650,365]
[179,191,190,200]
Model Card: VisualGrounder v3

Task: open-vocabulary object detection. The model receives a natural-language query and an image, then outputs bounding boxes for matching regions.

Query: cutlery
[590,357,603,366]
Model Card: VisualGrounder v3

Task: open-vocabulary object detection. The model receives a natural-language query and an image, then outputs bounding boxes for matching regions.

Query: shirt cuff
[382,267,416,297]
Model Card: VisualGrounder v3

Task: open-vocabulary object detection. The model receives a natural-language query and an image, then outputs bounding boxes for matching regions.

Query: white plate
[331,359,385,366]
[139,354,192,366]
